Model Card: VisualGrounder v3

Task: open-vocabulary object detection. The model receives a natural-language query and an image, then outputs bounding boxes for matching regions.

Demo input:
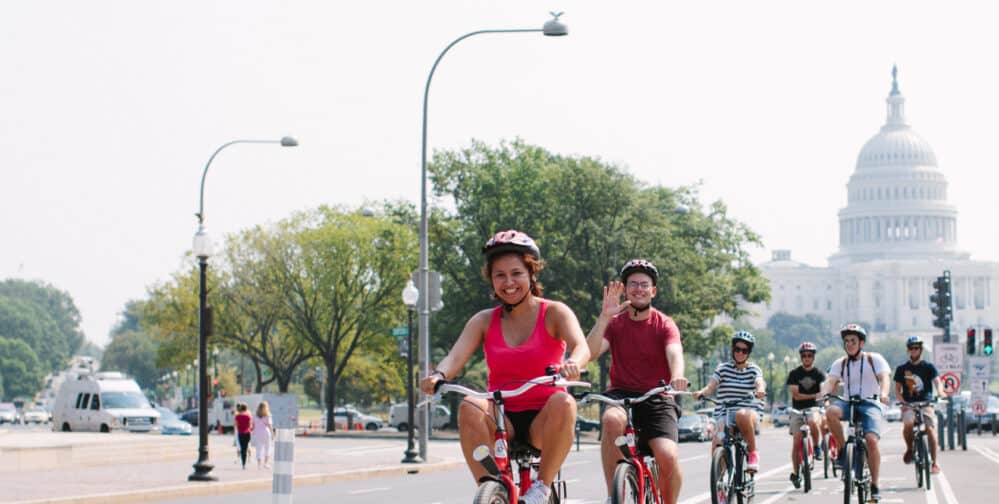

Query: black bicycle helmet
[482,230,540,260]
[619,259,659,286]
[840,323,868,341]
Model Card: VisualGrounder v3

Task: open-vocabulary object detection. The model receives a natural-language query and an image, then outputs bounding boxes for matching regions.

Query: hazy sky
[4,1,999,346]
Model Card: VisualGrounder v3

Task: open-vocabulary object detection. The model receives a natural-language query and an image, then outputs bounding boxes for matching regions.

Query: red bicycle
[580,382,689,504]
[431,369,590,504]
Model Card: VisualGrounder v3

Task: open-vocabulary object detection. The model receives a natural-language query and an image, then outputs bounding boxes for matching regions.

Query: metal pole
[189,256,216,481]
[402,309,421,463]
[418,26,546,461]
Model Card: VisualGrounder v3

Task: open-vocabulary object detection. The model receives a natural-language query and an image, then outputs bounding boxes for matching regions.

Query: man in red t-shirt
[586,259,688,504]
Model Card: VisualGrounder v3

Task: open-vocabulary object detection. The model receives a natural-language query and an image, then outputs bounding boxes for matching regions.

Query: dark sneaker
[790,472,801,489]
[903,449,913,464]
[871,485,880,502]
[837,446,848,472]
[814,444,823,460]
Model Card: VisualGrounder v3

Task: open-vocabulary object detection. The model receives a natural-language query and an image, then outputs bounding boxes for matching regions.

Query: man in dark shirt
[893,335,945,473]
[785,341,825,488]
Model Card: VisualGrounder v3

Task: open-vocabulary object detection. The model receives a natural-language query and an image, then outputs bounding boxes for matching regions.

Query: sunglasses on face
[908,346,922,351]
[732,346,751,355]
[800,353,815,358]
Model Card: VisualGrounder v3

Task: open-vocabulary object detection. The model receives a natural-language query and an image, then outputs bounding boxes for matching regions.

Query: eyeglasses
[732,346,751,355]
[908,346,922,351]
[800,353,815,358]
[627,281,652,290]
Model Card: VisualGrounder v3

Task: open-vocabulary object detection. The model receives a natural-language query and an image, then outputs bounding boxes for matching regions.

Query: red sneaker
[746,451,759,472]
[931,464,941,474]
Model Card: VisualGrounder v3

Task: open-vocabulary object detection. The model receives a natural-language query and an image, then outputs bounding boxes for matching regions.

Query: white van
[52,371,160,433]
[389,402,450,431]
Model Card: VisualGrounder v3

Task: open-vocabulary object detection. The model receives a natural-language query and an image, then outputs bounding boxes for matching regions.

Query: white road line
[347,486,390,495]
[927,475,940,504]
[973,445,999,465]
[756,484,794,504]
[936,469,960,504]
[677,463,792,504]
[680,454,709,463]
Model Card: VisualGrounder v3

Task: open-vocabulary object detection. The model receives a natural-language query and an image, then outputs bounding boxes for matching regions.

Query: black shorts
[505,409,541,449]
[605,389,681,449]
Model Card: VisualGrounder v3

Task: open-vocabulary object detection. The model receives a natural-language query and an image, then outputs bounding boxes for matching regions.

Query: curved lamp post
[401,278,421,463]
[189,136,298,482]
[416,11,568,460]
[767,352,775,410]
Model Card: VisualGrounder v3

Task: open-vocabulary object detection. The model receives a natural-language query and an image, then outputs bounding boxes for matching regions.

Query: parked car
[155,407,193,435]
[179,409,199,427]
[0,403,17,424]
[22,407,50,424]
[771,406,790,427]
[326,407,383,431]
[678,414,714,442]
[389,403,450,431]
[576,416,600,432]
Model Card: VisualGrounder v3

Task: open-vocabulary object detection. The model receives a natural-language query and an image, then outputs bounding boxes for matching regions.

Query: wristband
[431,369,447,380]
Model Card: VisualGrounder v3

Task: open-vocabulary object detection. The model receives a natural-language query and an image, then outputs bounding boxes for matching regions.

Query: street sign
[940,372,961,396]
[934,343,963,374]
[968,356,991,381]
[972,398,988,416]
[398,337,409,358]
[392,326,409,338]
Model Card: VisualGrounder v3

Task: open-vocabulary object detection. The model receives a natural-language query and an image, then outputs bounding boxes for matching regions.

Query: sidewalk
[0,430,466,504]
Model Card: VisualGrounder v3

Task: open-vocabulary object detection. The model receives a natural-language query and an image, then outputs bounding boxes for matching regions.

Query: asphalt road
[157,423,999,504]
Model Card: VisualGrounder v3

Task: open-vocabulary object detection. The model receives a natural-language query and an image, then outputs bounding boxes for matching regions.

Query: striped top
[711,361,763,416]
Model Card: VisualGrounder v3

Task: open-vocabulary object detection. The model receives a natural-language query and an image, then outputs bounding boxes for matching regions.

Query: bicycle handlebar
[895,399,944,409]
[825,393,881,406]
[431,374,591,402]
[580,384,691,407]
[787,406,823,416]
[700,391,764,409]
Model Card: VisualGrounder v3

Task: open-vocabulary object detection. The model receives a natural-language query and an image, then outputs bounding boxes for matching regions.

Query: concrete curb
[14,458,466,504]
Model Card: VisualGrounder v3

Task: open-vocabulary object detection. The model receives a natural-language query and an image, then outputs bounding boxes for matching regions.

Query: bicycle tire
[473,480,508,504]
[920,435,932,491]
[915,434,924,489]
[800,436,811,493]
[855,443,867,504]
[710,446,732,504]
[645,459,661,504]
[841,443,852,504]
[611,462,640,504]
[823,437,830,479]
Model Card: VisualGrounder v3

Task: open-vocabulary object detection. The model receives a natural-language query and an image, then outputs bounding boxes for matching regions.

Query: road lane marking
[936,469,959,504]
[972,445,999,466]
[347,486,390,494]
[756,484,794,504]
[677,463,792,504]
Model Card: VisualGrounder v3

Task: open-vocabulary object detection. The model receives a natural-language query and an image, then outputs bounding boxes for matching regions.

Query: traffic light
[930,273,953,331]
[985,328,994,356]
[967,328,977,355]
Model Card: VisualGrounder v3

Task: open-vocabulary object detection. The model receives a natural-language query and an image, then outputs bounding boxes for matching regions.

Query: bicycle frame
[828,394,878,502]
[701,394,761,504]
[901,400,939,491]
[581,383,688,504]
[432,372,591,504]
[788,407,820,492]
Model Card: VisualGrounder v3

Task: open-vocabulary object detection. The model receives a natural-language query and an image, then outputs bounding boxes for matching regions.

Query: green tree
[427,139,770,376]
[0,337,44,400]
[271,206,416,431]
[0,279,85,360]
[766,312,836,348]
[101,307,163,391]
[0,296,68,372]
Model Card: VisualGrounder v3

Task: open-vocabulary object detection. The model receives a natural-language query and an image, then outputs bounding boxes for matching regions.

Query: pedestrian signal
[985,328,994,357]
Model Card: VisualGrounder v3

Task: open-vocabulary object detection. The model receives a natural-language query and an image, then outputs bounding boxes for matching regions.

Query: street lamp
[401,278,422,463]
[416,11,568,460]
[782,354,791,405]
[767,352,775,410]
[694,356,704,389]
[189,136,298,483]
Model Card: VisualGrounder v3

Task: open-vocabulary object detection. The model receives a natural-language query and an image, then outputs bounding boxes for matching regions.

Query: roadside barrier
[272,429,294,504]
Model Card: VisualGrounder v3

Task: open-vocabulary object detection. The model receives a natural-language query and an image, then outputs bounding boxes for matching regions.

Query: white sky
[4,1,999,346]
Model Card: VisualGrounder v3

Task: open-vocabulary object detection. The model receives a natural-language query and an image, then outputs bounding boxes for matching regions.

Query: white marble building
[745,68,999,339]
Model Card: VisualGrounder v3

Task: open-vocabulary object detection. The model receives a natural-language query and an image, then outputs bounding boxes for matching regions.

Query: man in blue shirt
[893,335,945,474]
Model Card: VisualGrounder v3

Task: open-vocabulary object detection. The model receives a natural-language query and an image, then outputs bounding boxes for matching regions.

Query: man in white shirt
[820,323,891,502]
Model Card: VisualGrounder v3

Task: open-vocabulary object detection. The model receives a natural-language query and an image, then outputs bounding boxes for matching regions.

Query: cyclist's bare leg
[457,396,503,483]
[927,424,939,464]
[825,406,846,450]
[901,414,915,453]
[598,406,627,494]
[648,437,681,504]
[529,391,577,485]
[790,430,803,473]
[735,409,757,452]
[865,432,881,487]
[807,412,821,451]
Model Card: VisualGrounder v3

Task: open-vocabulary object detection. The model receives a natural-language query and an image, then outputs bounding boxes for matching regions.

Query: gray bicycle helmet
[732,330,756,349]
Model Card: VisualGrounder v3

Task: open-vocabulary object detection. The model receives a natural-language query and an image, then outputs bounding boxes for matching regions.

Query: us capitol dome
[746,67,997,338]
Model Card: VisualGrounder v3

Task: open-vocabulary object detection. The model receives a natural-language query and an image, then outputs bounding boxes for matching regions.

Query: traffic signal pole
[930,270,955,449]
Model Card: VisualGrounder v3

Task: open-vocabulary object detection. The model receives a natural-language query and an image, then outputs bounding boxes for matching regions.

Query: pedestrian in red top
[420,230,590,504]
[233,402,252,469]
[586,260,689,504]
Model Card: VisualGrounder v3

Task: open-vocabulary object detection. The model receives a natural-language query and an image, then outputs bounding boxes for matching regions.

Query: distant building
[745,67,999,340]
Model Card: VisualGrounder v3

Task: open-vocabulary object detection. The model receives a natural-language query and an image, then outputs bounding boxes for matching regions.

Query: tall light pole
[401,278,422,463]
[416,11,568,460]
[782,354,791,405]
[189,136,298,482]
[694,356,704,390]
[767,352,775,411]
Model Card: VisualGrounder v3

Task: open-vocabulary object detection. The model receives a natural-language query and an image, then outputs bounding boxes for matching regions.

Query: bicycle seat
[509,440,542,460]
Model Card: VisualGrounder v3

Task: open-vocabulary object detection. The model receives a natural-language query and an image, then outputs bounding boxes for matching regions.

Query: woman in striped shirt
[693,331,767,471]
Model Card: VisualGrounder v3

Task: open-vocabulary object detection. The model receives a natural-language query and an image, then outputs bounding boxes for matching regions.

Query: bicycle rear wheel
[473,480,508,504]
[823,437,830,479]
[710,447,732,504]
[799,436,811,493]
[919,435,932,491]
[611,462,640,504]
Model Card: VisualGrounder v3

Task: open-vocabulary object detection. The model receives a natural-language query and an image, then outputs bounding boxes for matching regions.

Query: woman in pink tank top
[420,230,589,504]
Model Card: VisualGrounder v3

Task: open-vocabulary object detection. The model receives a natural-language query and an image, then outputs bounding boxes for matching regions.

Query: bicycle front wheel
[920,435,932,491]
[611,462,640,504]
[710,447,732,504]
[822,437,830,479]
[841,443,853,504]
[473,480,508,504]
